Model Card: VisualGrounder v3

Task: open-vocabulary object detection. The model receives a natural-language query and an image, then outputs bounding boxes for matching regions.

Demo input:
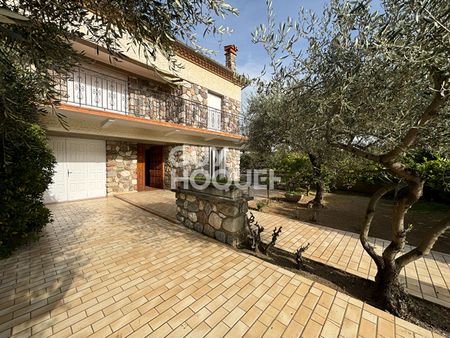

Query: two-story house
[42,39,246,203]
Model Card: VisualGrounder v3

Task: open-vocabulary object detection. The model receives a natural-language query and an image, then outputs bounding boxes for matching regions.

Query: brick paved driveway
[257,213,450,308]
[118,190,450,309]
[0,198,443,337]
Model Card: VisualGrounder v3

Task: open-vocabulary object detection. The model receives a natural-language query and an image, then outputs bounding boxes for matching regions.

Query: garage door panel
[45,137,106,202]
[44,138,67,203]
[87,141,106,198]
[66,140,89,201]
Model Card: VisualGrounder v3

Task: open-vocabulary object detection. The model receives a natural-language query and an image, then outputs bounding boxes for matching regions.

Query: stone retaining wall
[174,186,251,247]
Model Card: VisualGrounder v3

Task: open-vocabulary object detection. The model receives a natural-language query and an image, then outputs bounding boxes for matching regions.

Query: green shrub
[256,200,267,211]
[0,123,55,257]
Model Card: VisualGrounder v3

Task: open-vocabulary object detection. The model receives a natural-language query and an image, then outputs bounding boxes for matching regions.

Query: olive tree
[246,91,335,207]
[253,0,450,315]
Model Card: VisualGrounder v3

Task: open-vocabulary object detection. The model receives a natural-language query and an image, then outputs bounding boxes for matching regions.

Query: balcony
[60,68,239,134]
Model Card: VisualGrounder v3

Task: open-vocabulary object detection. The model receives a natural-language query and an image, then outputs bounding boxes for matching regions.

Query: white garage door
[44,137,106,203]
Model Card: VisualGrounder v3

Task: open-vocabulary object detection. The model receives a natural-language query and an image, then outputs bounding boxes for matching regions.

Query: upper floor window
[207,92,222,131]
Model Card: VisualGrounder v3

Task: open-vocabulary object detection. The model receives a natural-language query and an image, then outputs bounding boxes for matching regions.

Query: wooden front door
[137,144,164,191]
[148,146,164,189]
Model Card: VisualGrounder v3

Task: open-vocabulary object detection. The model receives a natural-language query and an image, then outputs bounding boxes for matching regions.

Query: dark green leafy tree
[253,0,450,315]
[0,57,55,257]
[246,92,344,207]
[0,0,237,256]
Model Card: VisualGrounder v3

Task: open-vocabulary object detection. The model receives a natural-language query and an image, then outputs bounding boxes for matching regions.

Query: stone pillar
[173,184,252,247]
[106,141,138,193]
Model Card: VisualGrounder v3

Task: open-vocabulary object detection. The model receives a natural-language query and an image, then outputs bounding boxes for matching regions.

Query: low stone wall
[174,185,251,247]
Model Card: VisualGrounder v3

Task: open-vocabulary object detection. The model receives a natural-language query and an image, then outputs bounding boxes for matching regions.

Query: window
[208,147,227,179]
[207,92,222,131]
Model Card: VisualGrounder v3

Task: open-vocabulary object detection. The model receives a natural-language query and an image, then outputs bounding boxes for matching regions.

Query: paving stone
[0,195,441,337]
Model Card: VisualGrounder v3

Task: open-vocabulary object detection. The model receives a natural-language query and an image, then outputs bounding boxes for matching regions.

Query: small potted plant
[285,191,303,203]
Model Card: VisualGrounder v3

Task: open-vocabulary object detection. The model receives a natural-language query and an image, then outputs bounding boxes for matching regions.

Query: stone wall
[226,148,241,182]
[128,77,184,124]
[105,142,239,193]
[222,97,241,134]
[106,141,138,194]
[163,144,182,189]
[182,145,209,175]
[177,82,208,106]
[128,75,241,135]
[163,145,241,187]
[174,186,250,246]
[163,144,208,189]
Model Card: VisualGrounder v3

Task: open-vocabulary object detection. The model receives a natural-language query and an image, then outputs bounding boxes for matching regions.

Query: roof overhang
[72,39,182,85]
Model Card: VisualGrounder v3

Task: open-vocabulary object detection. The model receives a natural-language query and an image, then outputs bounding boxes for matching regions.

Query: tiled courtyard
[0,198,444,337]
[116,190,450,309]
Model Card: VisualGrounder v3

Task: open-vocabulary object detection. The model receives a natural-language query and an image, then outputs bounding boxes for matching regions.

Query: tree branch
[382,181,424,264]
[360,183,401,270]
[385,162,421,183]
[332,142,382,163]
[381,71,449,164]
[396,216,450,269]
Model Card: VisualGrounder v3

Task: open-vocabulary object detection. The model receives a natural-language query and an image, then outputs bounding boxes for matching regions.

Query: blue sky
[194,0,328,104]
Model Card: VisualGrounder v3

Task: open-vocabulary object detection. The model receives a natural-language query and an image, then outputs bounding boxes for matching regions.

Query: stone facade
[128,78,185,124]
[174,185,250,246]
[127,75,240,135]
[106,141,138,194]
[226,148,241,182]
[177,83,209,129]
[163,144,182,189]
[181,145,209,175]
[163,144,208,189]
[164,145,240,184]
[105,141,239,194]
[177,82,208,106]
[222,96,241,134]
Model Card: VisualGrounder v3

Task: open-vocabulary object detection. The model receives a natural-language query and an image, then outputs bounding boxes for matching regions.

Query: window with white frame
[207,92,222,131]
[208,147,227,179]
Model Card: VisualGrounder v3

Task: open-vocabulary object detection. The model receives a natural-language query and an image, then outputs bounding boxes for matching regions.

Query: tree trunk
[335,73,450,317]
[360,178,424,316]
[307,153,324,207]
[374,259,409,316]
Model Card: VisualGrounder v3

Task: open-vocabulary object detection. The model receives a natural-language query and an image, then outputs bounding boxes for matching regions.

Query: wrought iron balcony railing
[65,68,128,113]
[59,68,240,134]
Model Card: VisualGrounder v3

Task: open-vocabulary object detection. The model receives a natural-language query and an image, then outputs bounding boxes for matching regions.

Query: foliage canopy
[250,0,450,314]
